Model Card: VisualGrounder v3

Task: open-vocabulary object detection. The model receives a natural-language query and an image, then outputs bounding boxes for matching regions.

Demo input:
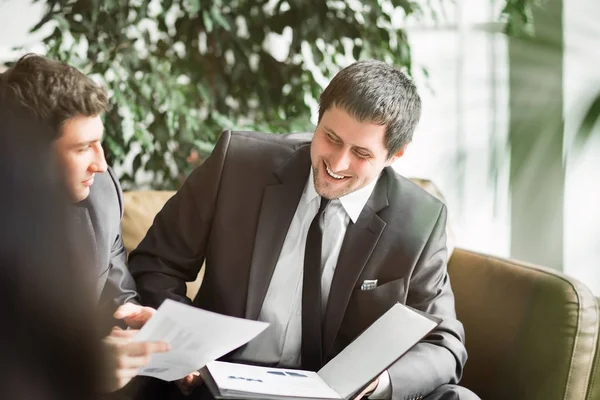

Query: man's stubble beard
[312,165,355,200]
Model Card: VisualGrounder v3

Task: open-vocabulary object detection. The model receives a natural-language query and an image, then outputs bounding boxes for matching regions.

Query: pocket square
[360,279,378,291]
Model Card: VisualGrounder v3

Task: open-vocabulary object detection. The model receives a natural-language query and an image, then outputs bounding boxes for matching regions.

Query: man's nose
[328,149,351,172]
[90,143,108,173]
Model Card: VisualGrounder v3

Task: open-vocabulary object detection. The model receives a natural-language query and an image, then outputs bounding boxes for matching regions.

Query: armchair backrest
[449,249,600,400]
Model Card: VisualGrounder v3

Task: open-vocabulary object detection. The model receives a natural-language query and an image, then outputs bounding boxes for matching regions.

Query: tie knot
[317,197,330,215]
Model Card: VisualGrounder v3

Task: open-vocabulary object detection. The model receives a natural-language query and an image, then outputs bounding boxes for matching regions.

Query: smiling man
[130,60,478,400]
[310,106,407,199]
[0,54,169,393]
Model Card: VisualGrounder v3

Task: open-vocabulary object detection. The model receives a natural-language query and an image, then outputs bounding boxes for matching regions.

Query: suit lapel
[72,205,102,299]
[245,145,312,320]
[322,173,389,357]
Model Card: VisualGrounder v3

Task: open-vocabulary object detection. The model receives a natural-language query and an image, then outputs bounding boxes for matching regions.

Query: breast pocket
[339,277,406,344]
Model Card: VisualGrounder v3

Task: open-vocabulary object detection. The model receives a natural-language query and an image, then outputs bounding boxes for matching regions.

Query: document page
[132,299,269,381]
[317,303,439,399]
[206,361,340,400]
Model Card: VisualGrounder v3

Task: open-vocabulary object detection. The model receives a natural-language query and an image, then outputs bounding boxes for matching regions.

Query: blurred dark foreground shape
[0,101,102,400]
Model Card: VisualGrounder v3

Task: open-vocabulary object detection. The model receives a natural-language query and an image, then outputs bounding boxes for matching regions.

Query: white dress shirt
[234,168,391,399]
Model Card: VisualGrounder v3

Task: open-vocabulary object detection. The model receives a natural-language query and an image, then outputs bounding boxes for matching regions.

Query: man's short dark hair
[318,60,422,156]
[0,54,108,140]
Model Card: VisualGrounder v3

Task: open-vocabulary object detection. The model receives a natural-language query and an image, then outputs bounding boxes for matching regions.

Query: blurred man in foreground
[0,97,102,400]
[0,54,168,393]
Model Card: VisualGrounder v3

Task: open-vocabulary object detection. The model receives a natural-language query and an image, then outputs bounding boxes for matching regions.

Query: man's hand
[114,303,156,329]
[176,371,204,396]
[103,327,170,392]
[353,377,380,400]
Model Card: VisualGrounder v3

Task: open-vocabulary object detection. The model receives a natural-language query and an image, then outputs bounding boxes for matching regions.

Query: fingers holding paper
[353,377,379,400]
[103,327,170,392]
[114,303,157,329]
[176,371,205,396]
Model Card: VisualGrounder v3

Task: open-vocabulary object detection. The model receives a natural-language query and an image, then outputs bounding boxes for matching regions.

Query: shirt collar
[304,168,378,223]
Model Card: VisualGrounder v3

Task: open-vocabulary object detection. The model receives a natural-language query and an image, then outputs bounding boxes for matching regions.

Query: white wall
[0,0,46,63]
[402,0,600,293]
[394,0,511,258]
[563,0,600,294]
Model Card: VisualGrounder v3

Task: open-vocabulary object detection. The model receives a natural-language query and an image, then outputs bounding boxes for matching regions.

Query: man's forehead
[58,115,104,144]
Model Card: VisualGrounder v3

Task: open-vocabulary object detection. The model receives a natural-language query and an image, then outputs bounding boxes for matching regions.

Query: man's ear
[386,144,408,166]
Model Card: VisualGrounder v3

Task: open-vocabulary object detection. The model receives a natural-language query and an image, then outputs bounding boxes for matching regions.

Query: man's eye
[78,145,90,152]
[326,133,340,143]
[354,150,370,159]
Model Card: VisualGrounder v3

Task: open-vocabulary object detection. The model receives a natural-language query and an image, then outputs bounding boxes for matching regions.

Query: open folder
[199,303,440,400]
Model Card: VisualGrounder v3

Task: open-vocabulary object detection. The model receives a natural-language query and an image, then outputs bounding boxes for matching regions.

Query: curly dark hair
[0,54,109,140]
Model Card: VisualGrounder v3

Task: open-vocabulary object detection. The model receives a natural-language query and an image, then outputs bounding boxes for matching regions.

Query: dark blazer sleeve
[388,205,467,400]
[128,131,231,308]
[97,168,139,311]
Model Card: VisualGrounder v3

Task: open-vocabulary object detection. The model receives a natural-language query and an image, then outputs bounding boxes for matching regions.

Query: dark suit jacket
[129,131,467,400]
[75,167,138,325]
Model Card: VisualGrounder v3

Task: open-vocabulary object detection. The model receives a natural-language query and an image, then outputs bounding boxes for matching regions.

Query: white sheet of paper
[132,299,269,381]
[317,303,439,399]
[207,361,340,399]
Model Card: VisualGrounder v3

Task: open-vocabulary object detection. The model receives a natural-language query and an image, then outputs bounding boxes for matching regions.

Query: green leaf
[576,94,600,148]
[202,11,214,33]
[188,0,202,14]
[193,139,216,155]
[132,153,142,173]
[352,44,362,60]
[211,7,231,31]
[30,11,55,33]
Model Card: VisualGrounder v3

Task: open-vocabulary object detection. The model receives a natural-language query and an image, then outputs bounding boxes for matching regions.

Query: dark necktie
[301,196,330,370]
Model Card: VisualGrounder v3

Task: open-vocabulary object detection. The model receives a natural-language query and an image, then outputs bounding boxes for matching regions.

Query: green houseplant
[26,0,535,189]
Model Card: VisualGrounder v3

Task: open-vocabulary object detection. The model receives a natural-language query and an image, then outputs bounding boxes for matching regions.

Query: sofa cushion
[122,190,204,299]
[122,190,176,253]
[449,249,600,400]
